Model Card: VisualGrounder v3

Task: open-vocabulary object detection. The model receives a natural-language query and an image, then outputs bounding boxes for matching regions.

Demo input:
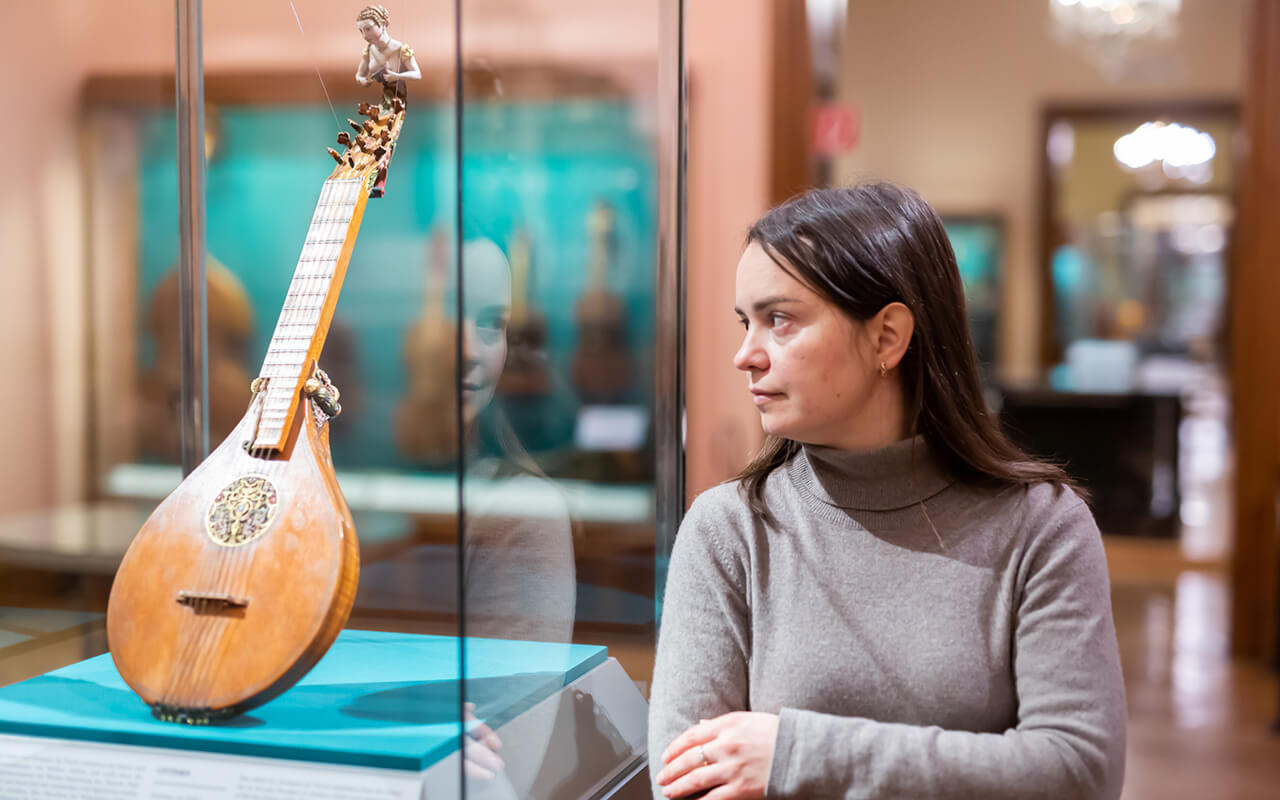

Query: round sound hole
[206,476,279,547]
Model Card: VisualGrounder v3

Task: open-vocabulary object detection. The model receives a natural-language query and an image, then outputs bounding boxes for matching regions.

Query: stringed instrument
[571,200,633,403]
[138,256,254,462]
[498,227,551,398]
[394,226,459,462]
[106,96,407,724]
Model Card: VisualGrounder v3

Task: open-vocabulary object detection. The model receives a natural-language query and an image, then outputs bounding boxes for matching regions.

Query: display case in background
[0,2,684,798]
[940,215,1004,378]
[1002,101,1240,542]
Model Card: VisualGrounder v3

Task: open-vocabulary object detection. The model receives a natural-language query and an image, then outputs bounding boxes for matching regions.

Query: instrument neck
[253,176,369,450]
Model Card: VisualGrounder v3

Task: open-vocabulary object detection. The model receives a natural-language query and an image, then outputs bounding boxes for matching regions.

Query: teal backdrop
[137,101,658,471]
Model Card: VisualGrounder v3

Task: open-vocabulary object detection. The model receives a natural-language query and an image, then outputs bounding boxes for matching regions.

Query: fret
[252,176,367,448]
[285,281,330,294]
[299,237,345,249]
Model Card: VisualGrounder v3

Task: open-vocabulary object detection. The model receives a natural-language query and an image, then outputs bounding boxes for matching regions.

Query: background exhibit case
[0,2,686,798]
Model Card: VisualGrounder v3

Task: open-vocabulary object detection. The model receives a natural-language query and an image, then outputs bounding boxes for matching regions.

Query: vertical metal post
[655,0,687,622]
[175,0,209,474]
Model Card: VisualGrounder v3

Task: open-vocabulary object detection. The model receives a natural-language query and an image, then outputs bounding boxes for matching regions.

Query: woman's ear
[872,302,914,370]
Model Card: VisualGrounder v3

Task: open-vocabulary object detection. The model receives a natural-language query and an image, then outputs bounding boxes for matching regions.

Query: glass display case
[0,2,684,798]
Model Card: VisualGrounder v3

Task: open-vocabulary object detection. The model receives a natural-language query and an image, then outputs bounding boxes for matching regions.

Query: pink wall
[684,1,775,500]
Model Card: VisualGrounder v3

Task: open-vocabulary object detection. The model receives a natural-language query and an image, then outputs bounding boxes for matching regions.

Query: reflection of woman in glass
[458,239,578,797]
[455,238,576,646]
[374,237,576,795]
[649,184,1125,799]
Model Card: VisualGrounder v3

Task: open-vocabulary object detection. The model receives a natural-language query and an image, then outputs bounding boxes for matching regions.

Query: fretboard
[252,177,368,450]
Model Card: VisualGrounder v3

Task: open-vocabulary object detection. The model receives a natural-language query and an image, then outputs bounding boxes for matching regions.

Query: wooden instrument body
[498,228,553,399]
[106,393,359,723]
[138,260,254,461]
[501,307,552,398]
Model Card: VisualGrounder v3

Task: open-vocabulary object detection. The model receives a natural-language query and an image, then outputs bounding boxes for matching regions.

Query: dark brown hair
[736,182,1078,511]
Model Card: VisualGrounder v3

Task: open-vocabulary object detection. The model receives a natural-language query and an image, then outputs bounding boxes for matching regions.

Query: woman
[649,183,1126,799]
[360,237,576,795]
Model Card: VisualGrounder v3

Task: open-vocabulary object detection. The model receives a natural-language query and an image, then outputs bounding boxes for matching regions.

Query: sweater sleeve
[648,490,752,798]
[767,497,1127,799]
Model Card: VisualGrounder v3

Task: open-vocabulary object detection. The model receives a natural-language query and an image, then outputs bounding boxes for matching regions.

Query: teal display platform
[0,629,606,771]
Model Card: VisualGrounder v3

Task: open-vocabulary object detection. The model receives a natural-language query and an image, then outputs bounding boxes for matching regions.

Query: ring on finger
[699,744,711,767]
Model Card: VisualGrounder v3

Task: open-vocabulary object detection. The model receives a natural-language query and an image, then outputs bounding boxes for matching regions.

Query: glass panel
[1,2,465,796]
[0,1,683,795]
[457,1,675,796]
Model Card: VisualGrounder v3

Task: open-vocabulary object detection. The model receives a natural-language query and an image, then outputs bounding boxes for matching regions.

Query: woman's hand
[656,712,779,799]
[463,702,504,781]
[383,70,403,81]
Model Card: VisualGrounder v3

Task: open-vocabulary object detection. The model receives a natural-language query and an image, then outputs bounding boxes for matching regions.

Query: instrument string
[288,1,343,131]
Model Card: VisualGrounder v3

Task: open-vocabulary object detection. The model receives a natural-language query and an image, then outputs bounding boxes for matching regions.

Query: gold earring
[879,361,888,378]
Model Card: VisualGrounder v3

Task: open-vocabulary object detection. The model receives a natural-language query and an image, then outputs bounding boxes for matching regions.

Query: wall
[835,0,1247,380]
[683,1,775,499]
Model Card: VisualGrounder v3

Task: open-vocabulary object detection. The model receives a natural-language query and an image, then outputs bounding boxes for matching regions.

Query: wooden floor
[1106,536,1280,799]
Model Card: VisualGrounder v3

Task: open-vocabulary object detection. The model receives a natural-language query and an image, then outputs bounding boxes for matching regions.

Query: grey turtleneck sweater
[648,437,1126,799]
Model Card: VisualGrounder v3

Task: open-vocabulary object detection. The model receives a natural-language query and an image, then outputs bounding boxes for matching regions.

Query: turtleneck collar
[785,434,956,512]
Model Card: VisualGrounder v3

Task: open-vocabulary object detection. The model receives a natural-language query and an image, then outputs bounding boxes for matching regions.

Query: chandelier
[1050,0,1182,79]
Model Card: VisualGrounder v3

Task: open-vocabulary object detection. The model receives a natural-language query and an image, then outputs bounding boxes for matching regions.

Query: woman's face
[733,242,879,447]
[459,240,511,428]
